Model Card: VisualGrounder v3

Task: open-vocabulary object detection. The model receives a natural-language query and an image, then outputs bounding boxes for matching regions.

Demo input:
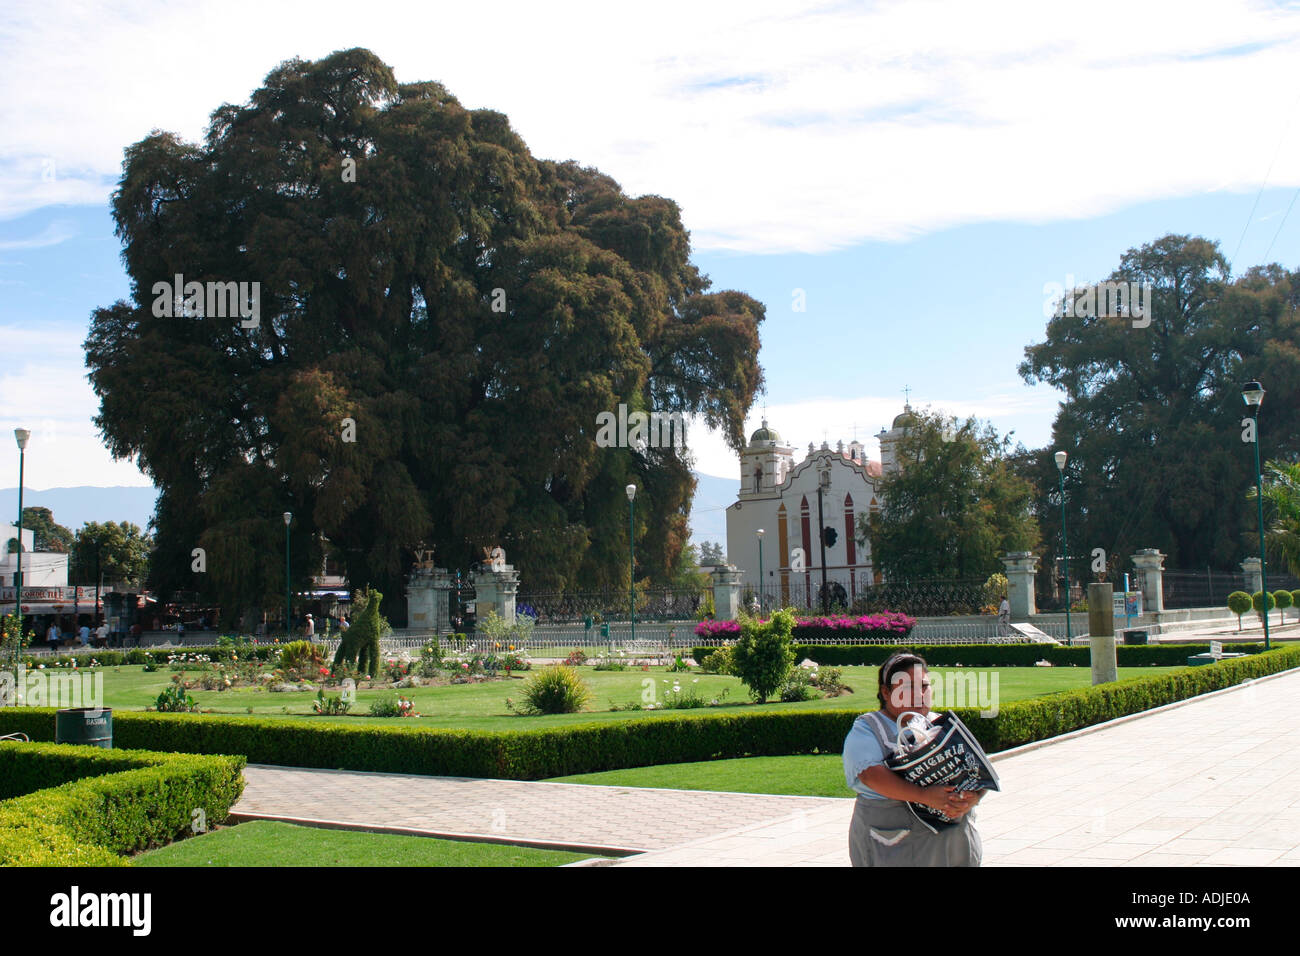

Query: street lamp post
[1054,451,1071,644]
[816,463,830,614]
[625,485,636,643]
[756,529,765,612]
[1243,381,1270,650]
[13,429,30,646]
[283,512,292,640]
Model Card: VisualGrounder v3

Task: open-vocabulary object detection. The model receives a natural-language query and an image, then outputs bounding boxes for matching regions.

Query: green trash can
[1123,630,1149,645]
[56,708,112,749]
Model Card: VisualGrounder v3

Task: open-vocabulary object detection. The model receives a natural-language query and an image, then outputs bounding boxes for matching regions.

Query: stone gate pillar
[473,563,520,626]
[1001,551,1039,621]
[1131,549,1166,614]
[1241,557,1263,597]
[711,566,743,621]
[405,565,455,633]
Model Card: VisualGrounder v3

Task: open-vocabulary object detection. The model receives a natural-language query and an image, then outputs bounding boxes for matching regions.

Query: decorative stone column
[710,565,744,621]
[1241,557,1263,596]
[1087,582,1118,685]
[405,566,456,633]
[473,563,520,626]
[1001,551,1039,621]
[1131,549,1166,614]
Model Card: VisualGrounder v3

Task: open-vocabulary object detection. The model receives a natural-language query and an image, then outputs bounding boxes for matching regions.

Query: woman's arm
[859,766,961,812]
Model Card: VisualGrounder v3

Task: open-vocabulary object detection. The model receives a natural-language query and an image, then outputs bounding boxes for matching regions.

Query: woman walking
[842,651,986,866]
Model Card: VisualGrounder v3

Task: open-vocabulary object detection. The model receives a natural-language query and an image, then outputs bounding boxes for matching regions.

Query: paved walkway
[229,667,1300,866]
[232,766,839,855]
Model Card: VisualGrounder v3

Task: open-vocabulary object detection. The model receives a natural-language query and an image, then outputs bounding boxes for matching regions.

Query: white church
[724,407,917,606]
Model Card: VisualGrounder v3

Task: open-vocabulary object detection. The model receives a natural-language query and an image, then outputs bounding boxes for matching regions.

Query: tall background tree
[18,507,74,553]
[1020,235,1300,587]
[863,408,1040,579]
[70,522,153,588]
[84,49,763,626]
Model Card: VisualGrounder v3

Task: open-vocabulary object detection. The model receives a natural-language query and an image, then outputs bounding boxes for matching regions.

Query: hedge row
[693,642,1268,668]
[3,646,1296,782]
[0,742,246,866]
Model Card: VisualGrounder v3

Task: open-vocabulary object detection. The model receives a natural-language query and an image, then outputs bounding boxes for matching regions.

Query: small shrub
[1252,590,1276,623]
[810,666,853,696]
[508,665,591,715]
[418,640,443,678]
[564,648,588,666]
[1227,591,1253,629]
[777,667,818,702]
[369,692,402,717]
[154,684,197,713]
[1274,589,1293,621]
[666,653,692,673]
[732,608,797,703]
[313,690,351,716]
[699,646,735,675]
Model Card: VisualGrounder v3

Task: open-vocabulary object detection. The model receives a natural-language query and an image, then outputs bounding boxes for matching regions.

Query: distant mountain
[689,471,737,557]
[1,486,159,533]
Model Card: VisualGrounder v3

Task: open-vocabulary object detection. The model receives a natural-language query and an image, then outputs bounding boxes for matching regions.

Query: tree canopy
[863,408,1040,579]
[1020,234,1300,572]
[84,49,764,623]
[18,507,74,553]
[70,522,153,587]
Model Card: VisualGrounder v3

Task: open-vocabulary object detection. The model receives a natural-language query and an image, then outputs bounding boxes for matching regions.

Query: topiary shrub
[732,607,797,703]
[1274,589,1293,623]
[508,665,591,715]
[333,588,388,676]
[1227,591,1253,631]
[1252,590,1275,627]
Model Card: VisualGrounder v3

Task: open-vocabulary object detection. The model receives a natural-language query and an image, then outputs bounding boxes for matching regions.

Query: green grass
[547,754,853,797]
[57,663,1186,733]
[133,820,598,866]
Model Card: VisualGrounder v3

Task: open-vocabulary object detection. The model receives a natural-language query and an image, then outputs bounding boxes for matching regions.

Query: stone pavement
[616,667,1300,866]
[231,766,839,855]
[229,666,1300,866]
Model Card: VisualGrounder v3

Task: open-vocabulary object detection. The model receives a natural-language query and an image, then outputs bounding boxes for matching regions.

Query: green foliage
[509,665,592,715]
[1,610,33,673]
[277,640,325,672]
[84,48,764,607]
[418,640,444,678]
[731,608,797,703]
[1020,236,1300,570]
[1274,589,1293,611]
[155,682,198,713]
[666,653,692,672]
[0,742,243,863]
[1227,591,1253,618]
[1252,590,1276,614]
[368,692,402,717]
[71,520,152,587]
[695,589,717,621]
[864,408,1041,579]
[313,690,351,716]
[810,666,853,696]
[777,667,818,702]
[699,645,736,675]
[20,507,74,553]
[333,588,387,675]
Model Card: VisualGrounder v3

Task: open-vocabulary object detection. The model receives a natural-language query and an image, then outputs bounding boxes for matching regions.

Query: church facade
[724,408,915,605]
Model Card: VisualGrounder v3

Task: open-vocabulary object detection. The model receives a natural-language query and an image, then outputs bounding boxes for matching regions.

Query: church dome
[891,406,916,429]
[749,419,780,443]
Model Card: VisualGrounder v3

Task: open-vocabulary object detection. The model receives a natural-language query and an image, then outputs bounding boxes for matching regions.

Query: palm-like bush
[1250,461,1300,577]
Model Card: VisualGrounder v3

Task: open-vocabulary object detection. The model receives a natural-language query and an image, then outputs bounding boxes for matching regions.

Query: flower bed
[694,612,916,642]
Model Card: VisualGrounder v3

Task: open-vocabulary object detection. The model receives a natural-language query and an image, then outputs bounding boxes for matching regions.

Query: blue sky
[2,0,1300,514]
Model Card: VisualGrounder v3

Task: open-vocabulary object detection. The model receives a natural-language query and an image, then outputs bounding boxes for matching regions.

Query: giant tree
[84,49,763,624]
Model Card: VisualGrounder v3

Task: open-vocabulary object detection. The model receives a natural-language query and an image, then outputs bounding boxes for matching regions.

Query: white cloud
[1,0,1298,252]
[0,220,78,250]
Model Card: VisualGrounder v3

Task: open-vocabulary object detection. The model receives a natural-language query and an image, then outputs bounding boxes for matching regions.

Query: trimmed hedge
[0,742,245,866]
[694,642,1269,668]
[3,645,1296,782]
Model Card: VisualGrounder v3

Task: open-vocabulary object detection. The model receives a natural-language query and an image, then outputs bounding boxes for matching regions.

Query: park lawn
[133,820,596,867]
[546,754,854,798]
[67,663,1186,733]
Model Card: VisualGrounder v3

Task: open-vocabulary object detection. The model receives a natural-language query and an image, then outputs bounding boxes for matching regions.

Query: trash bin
[1123,629,1149,645]
[55,708,112,749]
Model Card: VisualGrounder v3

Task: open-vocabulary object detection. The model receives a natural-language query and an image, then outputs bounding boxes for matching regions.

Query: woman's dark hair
[877,651,929,709]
